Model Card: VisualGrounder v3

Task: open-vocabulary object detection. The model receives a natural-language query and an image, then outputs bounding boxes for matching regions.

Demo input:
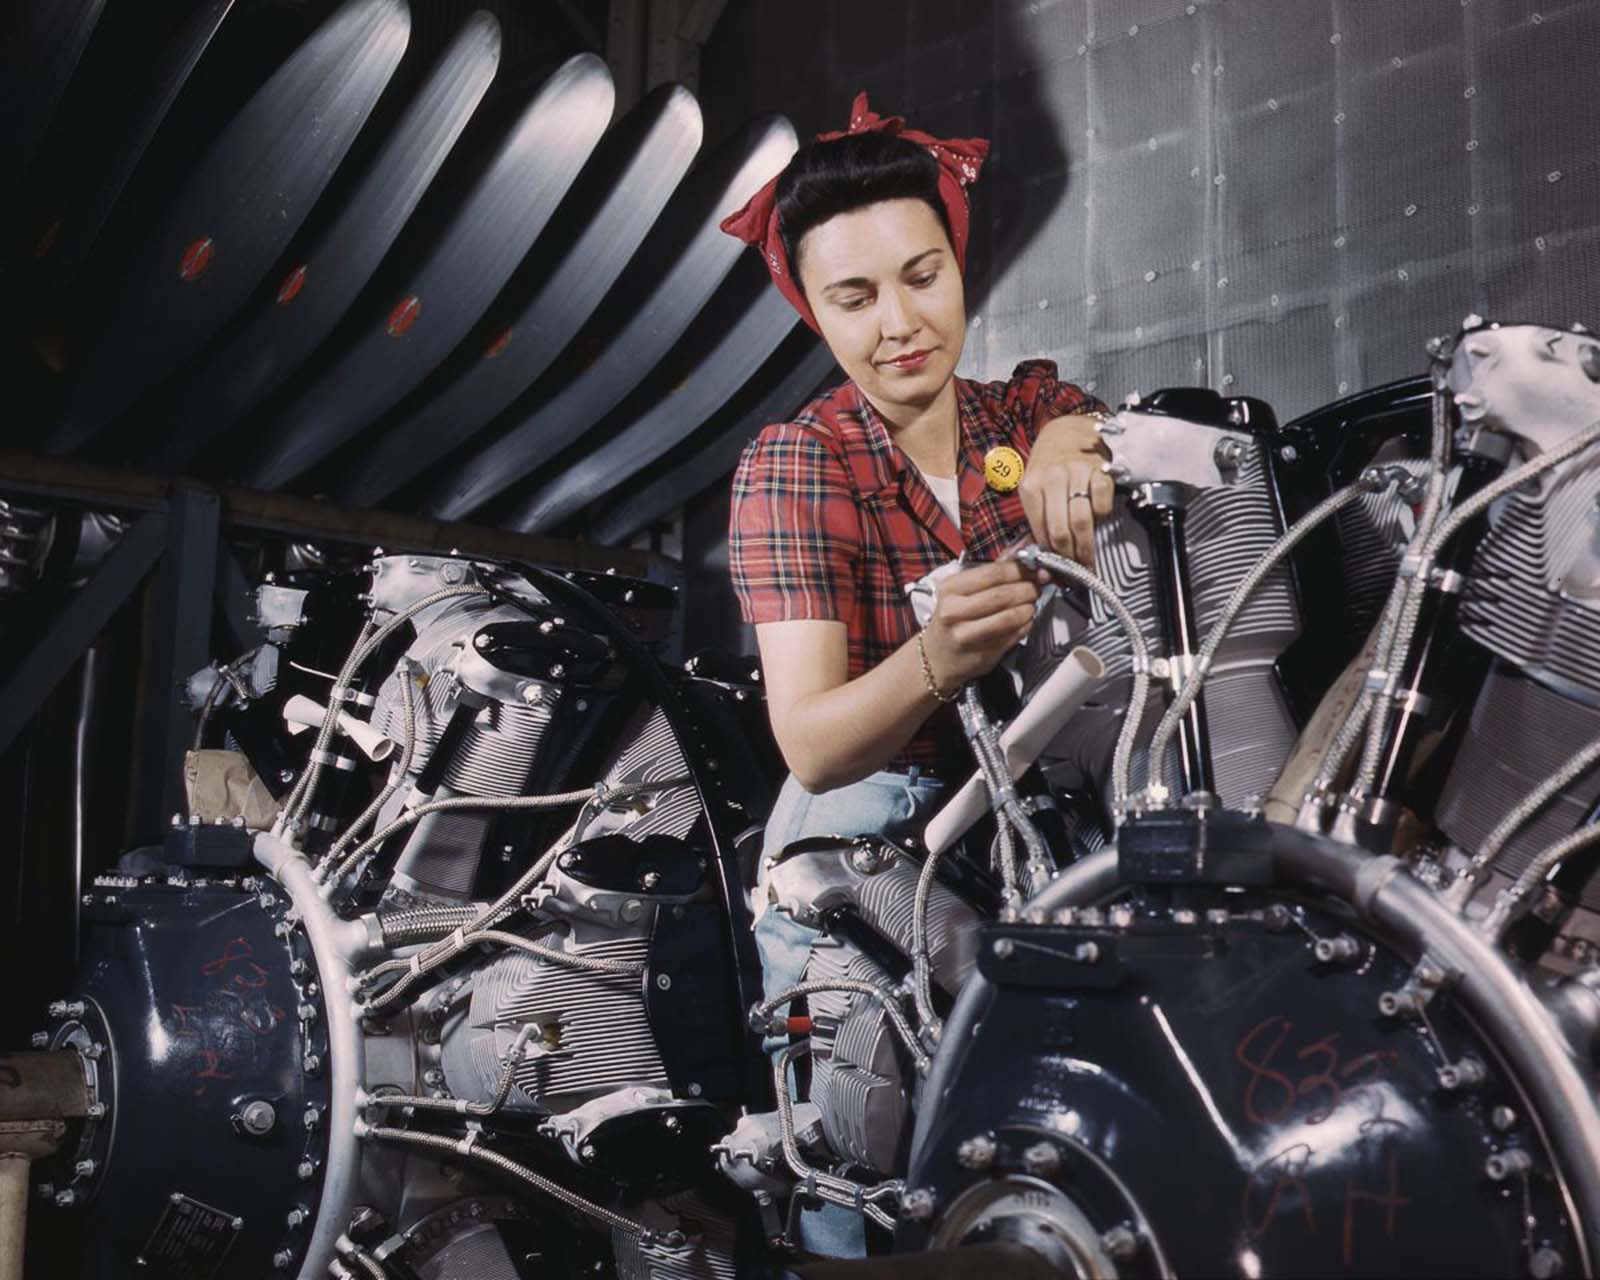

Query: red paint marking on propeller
[483,326,513,359]
[178,237,215,282]
[386,294,421,338]
[276,264,308,306]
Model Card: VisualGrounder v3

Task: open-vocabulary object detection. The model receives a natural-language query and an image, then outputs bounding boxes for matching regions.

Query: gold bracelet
[916,627,960,704]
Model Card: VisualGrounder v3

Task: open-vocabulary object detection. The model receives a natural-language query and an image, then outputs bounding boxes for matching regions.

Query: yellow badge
[984,445,1024,493]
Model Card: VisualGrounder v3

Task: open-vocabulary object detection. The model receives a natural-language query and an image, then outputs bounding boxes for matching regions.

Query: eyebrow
[821,247,944,296]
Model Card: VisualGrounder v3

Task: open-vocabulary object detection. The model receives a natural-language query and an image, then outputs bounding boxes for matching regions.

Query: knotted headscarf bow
[719,92,990,334]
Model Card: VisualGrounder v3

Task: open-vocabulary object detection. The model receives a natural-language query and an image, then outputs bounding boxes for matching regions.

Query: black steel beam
[0,509,166,760]
[135,488,220,837]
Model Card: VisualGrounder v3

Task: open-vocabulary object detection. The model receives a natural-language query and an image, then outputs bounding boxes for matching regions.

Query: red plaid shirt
[729,359,1104,770]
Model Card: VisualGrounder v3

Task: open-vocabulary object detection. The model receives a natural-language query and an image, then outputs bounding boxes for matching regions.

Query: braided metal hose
[1479,823,1600,944]
[1352,414,1600,806]
[1461,734,1600,890]
[353,776,690,1012]
[752,979,930,1076]
[1011,546,1151,812]
[355,1122,652,1238]
[1145,477,1382,799]
[317,659,420,887]
[284,585,492,830]
[360,1026,533,1117]
[771,1043,902,1231]
[372,905,480,949]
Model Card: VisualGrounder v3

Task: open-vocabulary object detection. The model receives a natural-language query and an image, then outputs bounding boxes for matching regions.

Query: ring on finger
[1068,489,1092,502]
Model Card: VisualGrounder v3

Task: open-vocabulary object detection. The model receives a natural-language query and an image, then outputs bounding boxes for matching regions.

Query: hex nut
[1021,1142,1061,1178]
[239,1100,277,1136]
[955,1134,997,1171]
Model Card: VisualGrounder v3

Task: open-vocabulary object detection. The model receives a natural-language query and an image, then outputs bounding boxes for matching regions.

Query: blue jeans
[753,768,947,1257]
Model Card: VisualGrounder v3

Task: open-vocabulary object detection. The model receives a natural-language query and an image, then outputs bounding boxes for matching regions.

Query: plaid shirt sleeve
[1002,359,1108,444]
[728,424,862,627]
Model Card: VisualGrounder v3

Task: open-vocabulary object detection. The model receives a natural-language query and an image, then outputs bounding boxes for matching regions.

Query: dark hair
[775,131,953,285]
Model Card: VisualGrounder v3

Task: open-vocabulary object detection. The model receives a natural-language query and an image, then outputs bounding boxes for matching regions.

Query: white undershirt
[920,470,961,531]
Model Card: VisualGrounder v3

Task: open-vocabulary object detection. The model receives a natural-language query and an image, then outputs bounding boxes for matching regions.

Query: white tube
[282,694,396,763]
[924,647,1106,856]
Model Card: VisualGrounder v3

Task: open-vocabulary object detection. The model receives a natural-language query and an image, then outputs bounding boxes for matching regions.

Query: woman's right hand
[920,559,1039,696]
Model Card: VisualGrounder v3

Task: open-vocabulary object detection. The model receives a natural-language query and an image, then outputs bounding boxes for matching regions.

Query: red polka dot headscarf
[719,92,990,334]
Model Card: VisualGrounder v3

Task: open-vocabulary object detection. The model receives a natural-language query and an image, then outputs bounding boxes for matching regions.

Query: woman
[724,93,1112,897]
[720,95,1112,1251]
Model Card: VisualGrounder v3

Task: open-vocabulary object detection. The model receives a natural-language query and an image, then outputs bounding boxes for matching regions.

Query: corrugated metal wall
[704,0,1600,408]
[686,0,1600,651]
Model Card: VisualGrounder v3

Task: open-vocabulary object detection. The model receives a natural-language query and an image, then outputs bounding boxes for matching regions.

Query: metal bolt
[1531,1247,1566,1279]
[290,958,309,978]
[304,1053,322,1074]
[640,871,662,890]
[86,1102,106,1119]
[48,1001,85,1020]
[662,1115,680,1132]
[30,1032,49,1049]
[579,1144,596,1163]
[1491,1105,1518,1131]
[1313,933,1362,964]
[656,973,672,990]
[1378,987,1422,1017]
[548,663,566,680]
[287,1207,307,1228]
[991,938,1016,961]
[297,1160,317,1181]
[900,1188,935,1222]
[423,1068,444,1086]
[1279,445,1299,463]
[474,632,492,650]
[81,1043,103,1061]
[1485,1148,1532,1181]
[297,1003,317,1022]
[273,1249,294,1269]
[303,1106,321,1131]
[520,683,543,705]
[239,1100,277,1135]
[1021,1142,1060,1178]
[230,1217,244,1231]
[955,1134,997,1170]
[1436,1056,1487,1091]
[54,1189,78,1208]
[1100,1224,1140,1260]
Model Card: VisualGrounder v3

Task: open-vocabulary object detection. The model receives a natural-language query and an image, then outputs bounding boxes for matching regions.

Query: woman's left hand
[1019,414,1116,569]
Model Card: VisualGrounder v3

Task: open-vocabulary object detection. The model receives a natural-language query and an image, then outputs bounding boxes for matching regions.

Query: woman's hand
[1019,414,1116,568]
[920,559,1038,695]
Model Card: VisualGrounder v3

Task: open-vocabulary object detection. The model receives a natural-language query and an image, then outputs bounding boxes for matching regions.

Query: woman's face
[794,198,966,421]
